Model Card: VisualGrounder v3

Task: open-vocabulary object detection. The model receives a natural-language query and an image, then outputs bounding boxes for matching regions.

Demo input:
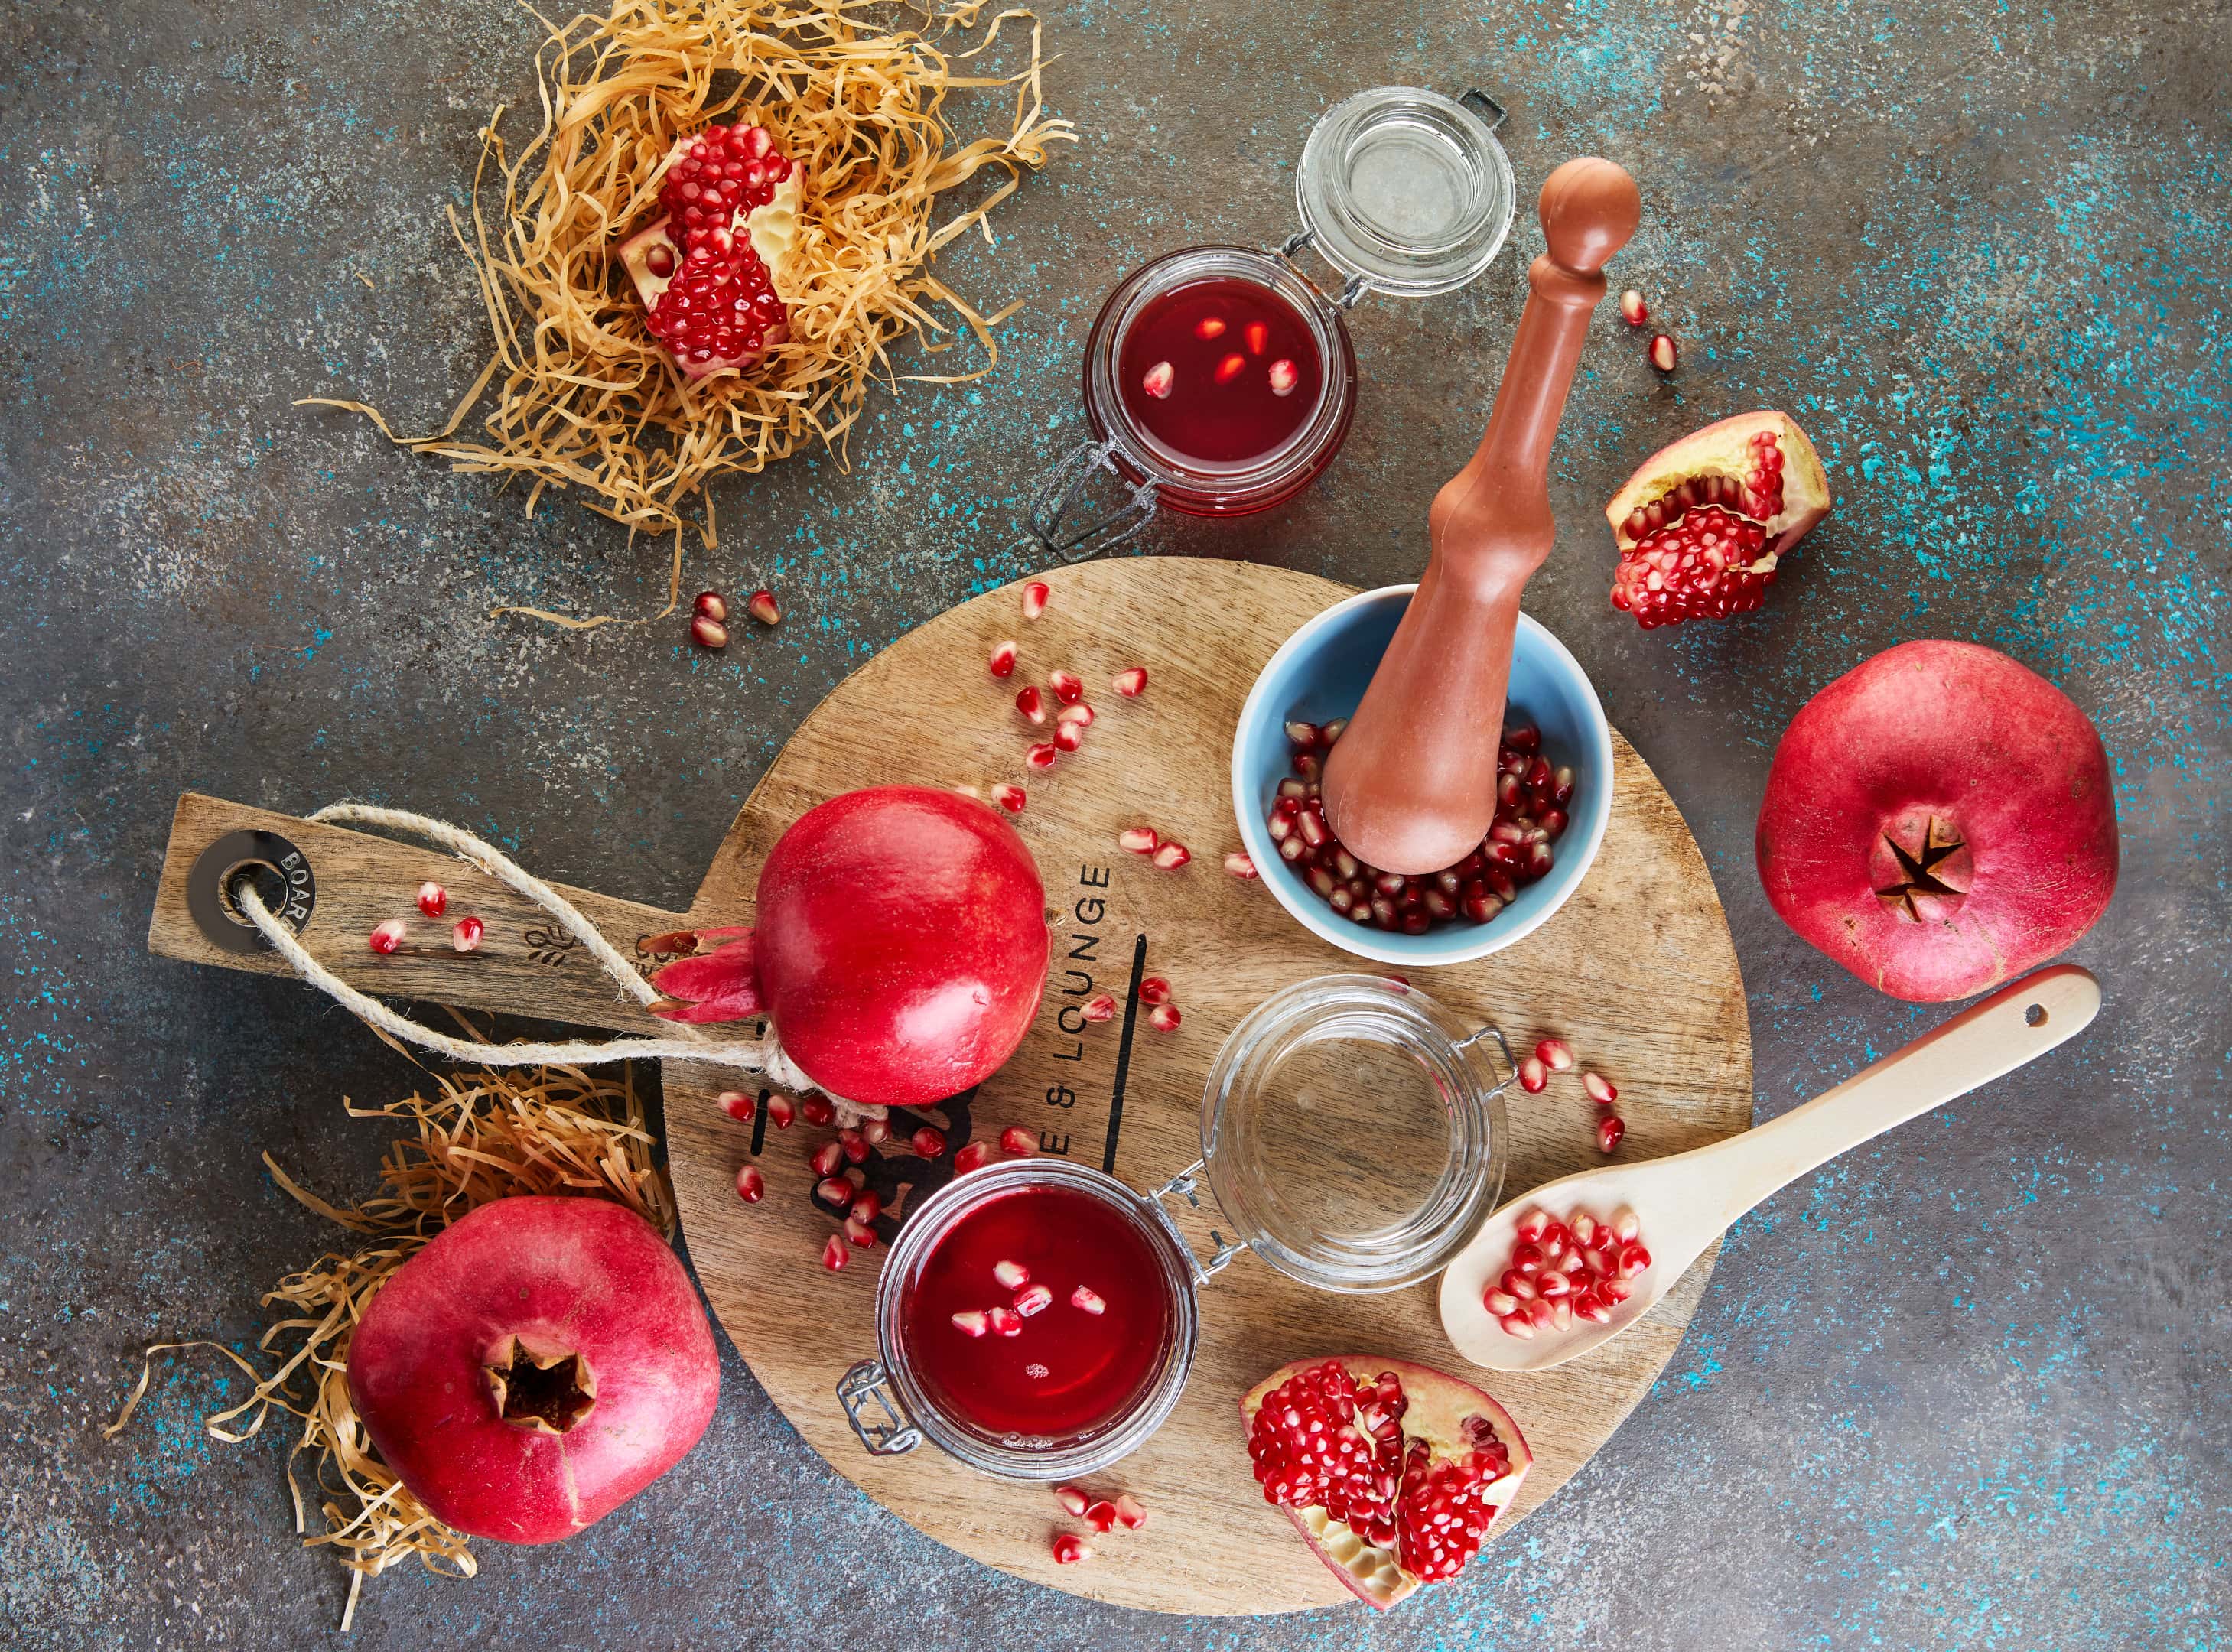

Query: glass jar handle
[837,1359,922,1456]
[1025,438,1160,561]
[1147,1160,1248,1286]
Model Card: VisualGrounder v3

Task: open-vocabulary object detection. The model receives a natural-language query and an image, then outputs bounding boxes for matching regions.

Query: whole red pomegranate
[347,1196,719,1545]
[1756,640,2118,1001]
[648,786,1051,1105]
[1241,1356,1531,1609]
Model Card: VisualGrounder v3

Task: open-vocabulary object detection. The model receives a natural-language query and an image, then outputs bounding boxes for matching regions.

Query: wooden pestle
[1320,158,1640,875]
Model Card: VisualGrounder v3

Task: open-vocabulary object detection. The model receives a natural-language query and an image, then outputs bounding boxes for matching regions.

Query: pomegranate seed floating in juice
[1117,279,1323,464]
[904,1184,1172,1439]
[1029,86,1516,551]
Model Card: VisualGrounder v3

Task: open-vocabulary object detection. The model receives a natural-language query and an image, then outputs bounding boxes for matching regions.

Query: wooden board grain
[662,558,1752,1615]
[145,558,1750,1616]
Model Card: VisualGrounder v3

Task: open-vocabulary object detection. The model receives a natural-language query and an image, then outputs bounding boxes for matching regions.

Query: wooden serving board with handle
[147,558,1752,1615]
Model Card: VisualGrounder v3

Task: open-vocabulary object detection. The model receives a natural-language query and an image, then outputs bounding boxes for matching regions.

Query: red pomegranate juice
[905,1184,1171,1439]
[1117,278,1322,464]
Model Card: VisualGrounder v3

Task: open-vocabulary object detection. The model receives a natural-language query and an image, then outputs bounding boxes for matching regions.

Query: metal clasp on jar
[1145,1163,1248,1285]
[836,1359,922,1457]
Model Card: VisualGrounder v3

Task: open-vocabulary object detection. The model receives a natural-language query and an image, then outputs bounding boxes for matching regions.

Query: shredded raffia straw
[107,1063,669,1631]
[301,0,1074,571]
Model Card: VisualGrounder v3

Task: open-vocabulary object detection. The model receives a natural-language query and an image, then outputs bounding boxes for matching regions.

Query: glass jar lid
[1293,86,1516,300]
[1199,974,1511,1293]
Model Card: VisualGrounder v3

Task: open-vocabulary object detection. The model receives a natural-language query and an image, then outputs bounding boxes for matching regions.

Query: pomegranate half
[1755,639,2119,1001]
[647,785,1051,1106]
[1602,409,1832,626]
[1241,1355,1531,1609]
[347,1196,720,1545]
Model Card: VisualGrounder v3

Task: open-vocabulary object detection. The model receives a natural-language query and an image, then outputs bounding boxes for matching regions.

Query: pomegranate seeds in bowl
[1267,715,1577,936]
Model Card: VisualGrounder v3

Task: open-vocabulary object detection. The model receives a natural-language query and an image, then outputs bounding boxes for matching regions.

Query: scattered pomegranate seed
[1080,992,1118,1022]
[852,1189,884,1224]
[1053,721,1084,753]
[735,1164,764,1202]
[1223,850,1258,879]
[451,915,484,953]
[1194,316,1226,340]
[1052,1533,1092,1564]
[991,783,1027,814]
[1597,1115,1625,1154]
[1021,580,1051,620]
[1000,1126,1039,1156]
[909,1126,945,1159]
[1583,1072,1619,1105]
[987,1306,1023,1337]
[1111,665,1147,697]
[1071,1284,1106,1314]
[1118,826,1159,854]
[1612,1209,1641,1244]
[1536,1037,1576,1072]
[1112,1494,1147,1529]
[1056,701,1094,728]
[815,1176,856,1211]
[369,919,408,955]
[988,639,1018,678]
[842,1214,878,1248]
[839,1127,870,1163]
[1245,320,1268,355]
[721,1091,756,1123]
[1267,359,1299,396]
[1214,353,1246,384]
[1137,977,1171,1006]
[415,880,447,919]
[746,589,781,626]
[1049,668,1084,704]
[822,1234,849,1271]
[1619,289,1648,327]
[952,1309,989,1337]
[1082,1500,1118,1533]
[1482,1287,1518,1316]
[1500,1312,1537,1339]
[1015,685,1046,724]
[766,1094,796,1128]
[1150,841,1191,870]
[694,590,728,622]
[1517,1056,1548,1093]
[801,1095,836,1127]
[1140,361,1174,399]
[1149,1003,1182,1032]
[1618,1241,1651,1276]
[1056,1485,1090,1515]
[993,1261,1031,1291]
[811,1137,844,1176]
[690,613,729,649]
[1515,1208,1548,1242]
[955,1141,994,1173]
[1025,743,1059,769]
[1650,333,1677,372]
[1014,1283,1054,1317]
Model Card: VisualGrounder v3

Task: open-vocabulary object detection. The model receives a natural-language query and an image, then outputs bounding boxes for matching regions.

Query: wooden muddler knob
[1319,158,1640,875]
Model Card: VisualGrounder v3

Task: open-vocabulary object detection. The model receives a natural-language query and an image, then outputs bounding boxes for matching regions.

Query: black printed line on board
[1102,932,1148,1176]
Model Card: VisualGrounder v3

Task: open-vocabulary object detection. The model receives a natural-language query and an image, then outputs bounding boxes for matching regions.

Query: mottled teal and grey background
[3,0,2227,1646]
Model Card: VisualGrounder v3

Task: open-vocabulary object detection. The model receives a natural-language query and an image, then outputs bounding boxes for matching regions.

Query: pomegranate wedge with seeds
[619,123,801,380]
[1602,411,1832,629]
[1240,1355,1531,1610]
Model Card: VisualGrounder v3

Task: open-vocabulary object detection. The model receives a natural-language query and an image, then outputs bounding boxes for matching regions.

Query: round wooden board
[663,558,1752,1615]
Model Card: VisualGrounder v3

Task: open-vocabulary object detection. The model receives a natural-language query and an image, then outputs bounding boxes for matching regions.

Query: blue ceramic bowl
[1230,585,1614,967]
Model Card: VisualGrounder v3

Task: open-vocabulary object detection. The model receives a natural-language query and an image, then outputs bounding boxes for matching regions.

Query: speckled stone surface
[4,0,2227,1646]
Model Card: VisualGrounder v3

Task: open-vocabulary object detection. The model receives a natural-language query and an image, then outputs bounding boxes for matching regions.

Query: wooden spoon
[1438,964,2102,1372]
[1320,157,1641,874]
